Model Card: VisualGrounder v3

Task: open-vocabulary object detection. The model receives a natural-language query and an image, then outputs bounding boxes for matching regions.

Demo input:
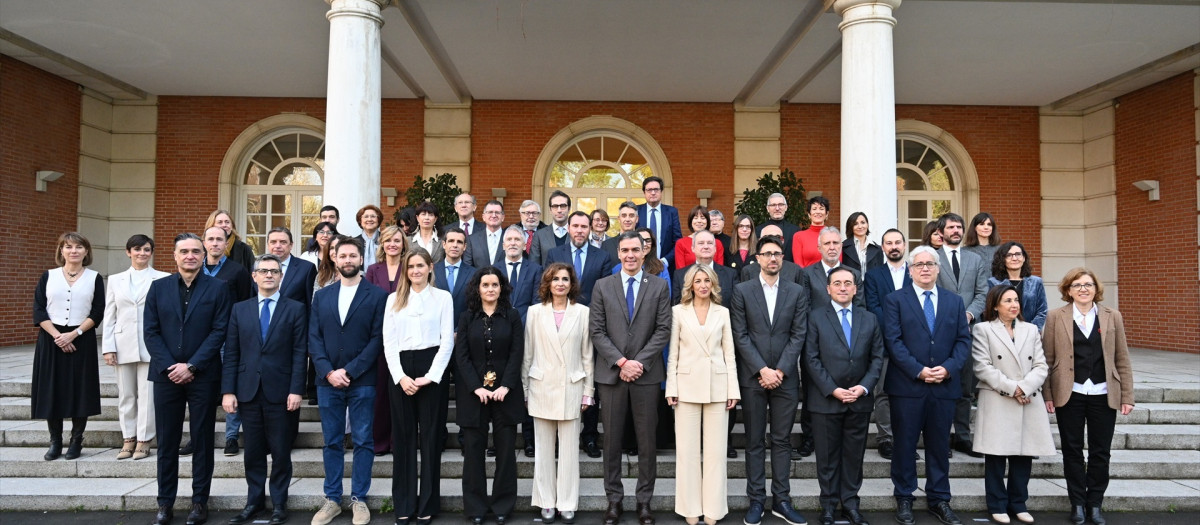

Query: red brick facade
[1114,72,1199,353]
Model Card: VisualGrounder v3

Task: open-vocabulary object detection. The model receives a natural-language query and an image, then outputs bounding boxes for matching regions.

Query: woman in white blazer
[666,265,739,525]
[101,235,169,460]
[971,285,1056,524]
[522,262,594,524]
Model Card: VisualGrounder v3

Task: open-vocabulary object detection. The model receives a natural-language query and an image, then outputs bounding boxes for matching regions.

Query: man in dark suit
[883,245,971,525]
[308,237,388,525]
[863,228,910,459]
[222,254,307,525]
[602,200,639,262]
[202,225,253,302]
[518,199,547,255]
[266,227,316,313]
[432,227,476,329]
[590,231,672,525]
[802,266,885,525]
[739,224,805,285]
[935,213,989,458]
[671,230,736,305]
[530,190,572,265]
[448,192,478,237]
[636,176,681,271]
[757,193,800,263]
[144,232,232,525]
[464,199,507,269]
[496,224,542,456]
[730,235,809,525]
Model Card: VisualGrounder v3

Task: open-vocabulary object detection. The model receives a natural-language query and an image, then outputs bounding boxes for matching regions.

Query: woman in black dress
[33,232,104,460]
[454,266,526,525]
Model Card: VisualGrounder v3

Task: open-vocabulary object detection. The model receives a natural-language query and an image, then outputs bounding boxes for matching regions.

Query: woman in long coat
[971,285,1055,524]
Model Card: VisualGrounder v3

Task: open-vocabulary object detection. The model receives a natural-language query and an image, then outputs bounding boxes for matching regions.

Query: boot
[63,435,84,460]
[44,437,63,460]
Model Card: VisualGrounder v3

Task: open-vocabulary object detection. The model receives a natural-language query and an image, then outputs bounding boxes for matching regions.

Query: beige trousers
[674,401,729,520]
[530,417,582,511]
[114,361,155,441]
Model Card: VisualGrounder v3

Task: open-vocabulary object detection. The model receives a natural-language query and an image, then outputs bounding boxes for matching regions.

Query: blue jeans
[225,410,241,441]
[317,385,375,500]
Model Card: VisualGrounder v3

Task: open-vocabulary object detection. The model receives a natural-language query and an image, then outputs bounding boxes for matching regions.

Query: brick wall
[0,56,81,346]
[1114,72,1199,353]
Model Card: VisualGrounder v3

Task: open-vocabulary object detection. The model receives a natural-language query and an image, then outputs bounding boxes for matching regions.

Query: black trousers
[741,382,799,505]
[462,416,518,517]
[580,381,600,446]
[154,379,220,507]
[239,388,299,509]
[984,455,1033,513]
[811,411,871,510]
[1056,392,1117,507]
[390,348,447,519]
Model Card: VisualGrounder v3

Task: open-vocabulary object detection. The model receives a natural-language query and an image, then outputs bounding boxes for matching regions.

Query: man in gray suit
[802,266,885,525]
[730,234,810,525]
[590,231,672,525]
[530,190,572,265]
[463,199,507,268]
[935,213,989,458]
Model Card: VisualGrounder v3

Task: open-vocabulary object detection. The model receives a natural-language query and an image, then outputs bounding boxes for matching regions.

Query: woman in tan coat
[1042,267,1133,525]
[522,262,594,524]
[666,265,739,525]
[971,285,1055,524]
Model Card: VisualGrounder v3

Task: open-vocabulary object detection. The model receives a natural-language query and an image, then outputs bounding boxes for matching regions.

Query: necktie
[509,262,519,284]
[447,265,457,290]
[525,230,534,252]
[841,308,852,348]
[951,249,961,281]
[259,298,272,341]
[923,290,936,333]
[573,248,583,279]
[626,276,637,320]
[649,209,659,257]
[462,222,470,236]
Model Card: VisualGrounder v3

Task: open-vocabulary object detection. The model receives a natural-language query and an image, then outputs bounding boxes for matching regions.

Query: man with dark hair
[432,227,476,329]
[531,190,572,265]
[602,200,639,262]
[636,176,681,270]
[465,199,506,268]
[862,228,910,460]
[739,224,805,285]
[266,227,316,314]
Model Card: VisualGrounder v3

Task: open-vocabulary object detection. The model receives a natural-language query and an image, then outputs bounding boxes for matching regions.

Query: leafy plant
[381,497,394,514]
[396,173,465,226]
[733,168,809,227]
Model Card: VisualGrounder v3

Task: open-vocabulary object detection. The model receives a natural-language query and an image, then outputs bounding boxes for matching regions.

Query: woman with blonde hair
[365,226,408,456]
[205,209,255,270]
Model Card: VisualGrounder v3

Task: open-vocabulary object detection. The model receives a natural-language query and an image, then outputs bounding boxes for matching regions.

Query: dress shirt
[258,291,280,319]
[853,239,869,271]
[460,218,476,236]
[1071,303,1107,395]
[444,261,462,289]
[486,227,502,263]
[646,204,662,258]
[821,261,837,279]
[831,300,868,394]
[383,285,455,383]
[505,258,522,282]
[914,283,938,313]
[887,262,906,290]
[759,274,779,324]
[941,245,962,274]
[621,269,644,304]
[278,255,291,280]
[337,282,359,324]
[412,231,439,253]
[554,225,567,239]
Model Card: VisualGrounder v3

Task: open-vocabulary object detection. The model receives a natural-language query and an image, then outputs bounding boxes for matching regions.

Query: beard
[887,250,904,262]
[338,264,360,278]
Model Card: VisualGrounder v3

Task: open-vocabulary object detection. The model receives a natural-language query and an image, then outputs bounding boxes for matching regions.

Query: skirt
[30,324,101,419]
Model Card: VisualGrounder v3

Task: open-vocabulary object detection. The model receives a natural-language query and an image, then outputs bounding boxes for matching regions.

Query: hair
[548,189,571,208]
[632,228,664,275]
[313,225,340,287]
[319,205,340,219]
[503,224,525,240]
[483,199,504,212]
[590,208,610,228]
[396,207,418,235]
[807,195,831,215]
[310,221,339,250]
[465,265,513,314]
[826,265,857,286]
[520,199,540,212]
[756,234,783,254]
[881,227,905,244]
[456,192,477,205]
[844,211,870,239]
[818,226,843,245]
[936,212,965,233]
[921,220,941,247]
[203,225,230,242]
[965,212,1000,247]
[335,235,364,257]
[392,247,435,312]
[537,262,580,304]
[204,209,240,256]
[268,226,293,244]
[680,264,723,306]
[982,284,1024,323]
[567,210,590,225]
[1057,267,1105,303]
[709,209,725,221]
[415,201,441,232]
[174,232,203,247]
[125,234,154,252]
[252,253,282,271]
[686,205,710,233]
[907,245,940,266]
[442,225,466,243]
[733,214,758,253]
[356,204,383,229]
[619,200,638,213]
[642,176,664,191]
[377,225,407,263]
[55,232,93,267]
[990,241,1032,280]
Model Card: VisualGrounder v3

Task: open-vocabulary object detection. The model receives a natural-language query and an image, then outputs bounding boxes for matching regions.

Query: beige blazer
[522,302,595,421]
[971,320,1056,456]
[1042,304,1134,410]
[665,303,739,404]
[102,267,170,364]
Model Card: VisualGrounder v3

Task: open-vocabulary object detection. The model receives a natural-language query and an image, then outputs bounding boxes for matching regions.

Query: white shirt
[621,269,644,306]
[258,291,281,320]
[43,268,99,326]
[460,218,476,235]
[486,227,502,263]
[128,266,156,294]
[853,239,869,272]
[412,231,439,254]
[913,283,938,314]
[554,224,567,239]
[1071,303,1107,395]
[887,262,907,291]
[941,245,962,274]
[383,285,455,384]
[337,282,359,324]
[759,275,779,324]
[277,255,291,280]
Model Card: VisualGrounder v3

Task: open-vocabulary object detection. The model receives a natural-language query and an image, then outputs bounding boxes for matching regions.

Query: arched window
[894,121,978,252]
[238,129,326,254]
[548,132,653,235]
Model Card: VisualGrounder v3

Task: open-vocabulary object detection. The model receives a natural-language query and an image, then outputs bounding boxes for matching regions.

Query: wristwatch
[187,364,197,374]
[75,328,83,336]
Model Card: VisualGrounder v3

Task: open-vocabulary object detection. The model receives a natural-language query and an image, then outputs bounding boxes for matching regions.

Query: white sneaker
[311,499,342,525]
[351,498,370,525]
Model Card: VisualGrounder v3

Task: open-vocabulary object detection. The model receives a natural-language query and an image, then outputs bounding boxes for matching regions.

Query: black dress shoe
[486,447,496,457]
[952,439,983,458]
[637,502,655,525]
[819,506,835,525]
[179,440,195,457]
[603,501,622,524]
[228,505,262,524]
[468,516,483,525]
[1087,507,1106,525]
[224,438,239,456]
[797,435,815,457]
[186,503,209,525]
[584,441,602,458]
[625,447,639,456]
[878,441,893,460]
[496,515,508,525]
[153,505,174,525]
[842,507,869,525]
[1069,505,1086,525]
[727,445,737,458]
[392,518,410,525]
[268,508,288,525]
[525,444,535,457]
[928,501,962,525]
[895,499,915,525]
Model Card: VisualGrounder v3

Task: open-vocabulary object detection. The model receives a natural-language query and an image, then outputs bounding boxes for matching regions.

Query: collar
[1072,303,1098,321]
[759,274,779,290]
[258,291,281,305]
[832,300,852,313]
[622,269,644,282]
[822,261,837,275]
[913,283,937,298]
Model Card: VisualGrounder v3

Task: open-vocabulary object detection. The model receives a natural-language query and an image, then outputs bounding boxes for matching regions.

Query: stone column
[323,0,387,237]
[835,0,901,236]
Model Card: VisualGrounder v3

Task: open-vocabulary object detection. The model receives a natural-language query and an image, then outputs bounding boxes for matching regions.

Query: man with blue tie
[883,246,971,525]
[636,176,681,271]
[863,228,910,460]
[223,254,307,525]
[432,226,476,453]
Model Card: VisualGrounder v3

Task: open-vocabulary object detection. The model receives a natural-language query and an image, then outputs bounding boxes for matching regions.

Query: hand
[327,369,351,388]
[666,396,678,407]
[1013,386,1028,404]
[413,377,433,387]
[1120,403,1134,416]
[167,363,194,384]
[286,394,302,411]
[930,366,948,382]
[832,388,858,403]
[399,376,419,396]
[619,359,644,382]
[492,386,510,402]
[222,393,238,414]
[966,312,974,323]
[103,353,117,366]
[1045,401,1055,414]
[53,330,78,348]
[726,399,738,410]
[474,387,491,404]
[758,367,782,390]
[61,343,77,354]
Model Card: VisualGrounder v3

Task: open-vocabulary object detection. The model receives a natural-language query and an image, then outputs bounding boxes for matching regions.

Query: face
[503,230,525,259]
[320,210,338,225]
[482,204,504,228]
[643,181,662,205]
[520,205,541,229]
[618,207,638,232]
[203,227,227,260]
[827,270,857,307]
[691,270,712,300]
[478,274,501,304]
[639,233,653,260]
[253,260,282,294]
[267,231,292,258]
[335,244,361,277]
[454,194,476,220]
[756,242,784,275]
[406,254,429,284]
[760,225,783,239]
[929,229,944,248]
[736,219,753,240]
[690,212,707,233]
[443,232,466,259]
[940,220,964,246]
[213,213,234,235]
[619,237,644,273]
[174,238,204,273]
[61,240,87,265]
[315,226,335,247]
[548,196,570,224]
[819,232,842,265]
[1068,274,1096,305]
[550,269,571,298]
[709,213,724,233]
[996,289,1021,322]
[591,213,609,233]
[766,196,787,220]
[382,233,405,257]
[976,219,993,240]
[127,243,153,268]
[568,215,590,247]
[852,216,868,238]
[909,252,939,288]
[1004,246,1025,272]
[809,202,827,225]
[417,211,436,229]
[882,232,906,262]
[694,233,716,261]
[359,209,380,231]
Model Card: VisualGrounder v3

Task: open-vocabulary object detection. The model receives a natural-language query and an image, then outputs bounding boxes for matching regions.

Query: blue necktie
[447,265,457,290]
[841,308,852,348]
[649,208,659,257]
[574,248,583,279]
[923,290,936,333]
[259,298,272,341]
[626,276,637,320]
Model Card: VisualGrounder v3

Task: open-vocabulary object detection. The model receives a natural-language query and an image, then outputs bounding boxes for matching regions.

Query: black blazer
[208,258,254,302]
[729,277,809,388]
[546,243,613,306]
[222,296,308,403]
[800,262,865,309]
[144,273,232,383]
[308,281,387,386]
[840,239,883,274]
[453,307,527,427]
[278,256,316,313]
[494,258,541,322]
[433,260,477,329]
[802,303,885,414]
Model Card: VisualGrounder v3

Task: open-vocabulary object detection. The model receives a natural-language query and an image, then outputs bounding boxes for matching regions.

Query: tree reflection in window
[549,135,652,190]
[895,138,954,192]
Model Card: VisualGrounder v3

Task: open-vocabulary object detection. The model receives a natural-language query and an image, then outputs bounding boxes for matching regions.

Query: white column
[323,0,386,237]
[835,0,900,237]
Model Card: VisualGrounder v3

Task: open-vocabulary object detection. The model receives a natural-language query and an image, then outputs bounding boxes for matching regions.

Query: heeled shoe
[133,441,153,460]
[117,438,136,459]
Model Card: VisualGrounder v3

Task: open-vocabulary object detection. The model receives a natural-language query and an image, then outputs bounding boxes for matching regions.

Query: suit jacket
[222,296,308,403]
[936,247,989,319]
[729,277,809,388]
[673,236,725,269]
[144,273,232,383]
[882,285,971,399]
[672,262,737,307]
[971,319,1056,456]
[757,219,800,262]
[308,280,387,386]
[986,275,1048,330]
[864,263,911,323]
[433,260,477,328]
[464,225,506,269]
[802,303,885,414]
[637,203,682,268]
[494,257,541,322]
[738,259,805,285]
[801,262,865,309]
[665,303,739,404]
[278,255,316,312]
[841,239,884,274]
[546,243,613,306]
[454,307,528,426]
[600,234,625,263]
[208,257,254,302]
[411,231,445,263]
[102,267,170,364]
[364,261,399,294]
[530,223,568,266]
[1041,304,1134,410]
[589,272,672,385]
[522,302,594,421]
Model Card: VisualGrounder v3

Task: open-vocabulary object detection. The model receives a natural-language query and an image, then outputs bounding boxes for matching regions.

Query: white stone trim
[531,116,674,205]
[216,114,326,212]
[895,119,980,219]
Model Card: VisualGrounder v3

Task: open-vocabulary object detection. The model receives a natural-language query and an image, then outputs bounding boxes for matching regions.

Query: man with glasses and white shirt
[636,176,681,271]
[465,200,507,268]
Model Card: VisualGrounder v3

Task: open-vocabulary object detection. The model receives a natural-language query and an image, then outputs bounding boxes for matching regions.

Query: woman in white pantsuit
[101,234,169,460]
[522,262,594,524]
[666,265,739,525]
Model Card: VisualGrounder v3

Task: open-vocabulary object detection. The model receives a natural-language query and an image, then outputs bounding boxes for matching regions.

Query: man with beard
[863,228,912,459]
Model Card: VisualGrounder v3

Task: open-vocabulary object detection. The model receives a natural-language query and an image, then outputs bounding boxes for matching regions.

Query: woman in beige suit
[666,265,739,525]
[971,285,1055,524]
[1042,268,1133,525]
[102,234,169,460]
[522,262,594,524]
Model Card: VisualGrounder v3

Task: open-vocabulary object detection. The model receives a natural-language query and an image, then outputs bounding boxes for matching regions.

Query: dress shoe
[228,505,262,524]
[625,447,639,456]
[1069,505,1085,525]
[186,502,209,525]
[1087,507,1105,525]
[877,441,893,460]
[1014,511,1034,523]
[790,447,803,461]
[153,505,174,525]
[842,507,869,525]
[468,516,483,525]
[375,450,390,457]
[486,447,496,457]
[894,499,915,525]
[118,439,136,460]
[953,439,983,458]
[603,501,622,525]
[392,518,409,525]
[44,438,63,461]
[990,513,1011,524]
[63,435,84,460]
[559,511,575,524]
[797,435,815,457]
[637,502,655,525]
[727,445,737,458]
[525,444,536,457]
[133,441,154,460]
[771,500,806,524]
[584,441,602,458]
[268,507,288,525]
[496,515,509,525]
[928,501,963,525]
[179,440,195,456]
[818,506,835,525]
[224,438,239,456]
[415,517,432,525]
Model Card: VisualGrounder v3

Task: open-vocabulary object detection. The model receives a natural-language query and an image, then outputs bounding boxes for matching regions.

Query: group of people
[30,178,1134,525]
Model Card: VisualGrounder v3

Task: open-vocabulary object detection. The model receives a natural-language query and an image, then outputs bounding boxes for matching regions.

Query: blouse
[383,285,455,384]
[35,268,104,327]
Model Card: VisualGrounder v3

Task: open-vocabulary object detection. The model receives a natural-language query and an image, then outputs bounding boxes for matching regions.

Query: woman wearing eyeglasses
[1042,268,1133,525]
[986,241,1047,331]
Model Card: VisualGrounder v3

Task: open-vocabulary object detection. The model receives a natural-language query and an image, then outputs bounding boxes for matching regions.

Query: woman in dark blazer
[1042,267,1133,525]
[841,211,883,274]
[454,266,526,525]
[364,225,408,455]
[986,241,1048,331]
[725,214,757,274]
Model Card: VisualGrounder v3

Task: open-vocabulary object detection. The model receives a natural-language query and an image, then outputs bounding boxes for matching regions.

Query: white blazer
[522,302,595,421]
[102,267,170,364]
[665,303,739,404]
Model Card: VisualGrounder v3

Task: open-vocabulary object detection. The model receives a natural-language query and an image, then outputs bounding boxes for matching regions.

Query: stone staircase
[1,345,1197,514]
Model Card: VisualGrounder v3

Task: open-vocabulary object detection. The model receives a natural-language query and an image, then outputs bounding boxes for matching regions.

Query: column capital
[834,0,900,31]
[326,0,387,25]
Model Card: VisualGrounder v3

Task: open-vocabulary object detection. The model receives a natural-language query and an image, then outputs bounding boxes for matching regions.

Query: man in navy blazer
[636,176,681,271]
[222,254,307,525]
[862,228,910,459]
[546,211,613,307]
[266,227,315,312]
[496,225,541,323]
[432,227,477,329]
[308,237,387,523]
[143,233,232,525]
[882,246,971,525]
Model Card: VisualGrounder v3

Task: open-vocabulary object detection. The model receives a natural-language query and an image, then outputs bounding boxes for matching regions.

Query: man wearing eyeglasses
[518,200,547,255]
[635,176,682,272]
[465,200,507,268]
[756,193,800,263]
[531,190,573,265]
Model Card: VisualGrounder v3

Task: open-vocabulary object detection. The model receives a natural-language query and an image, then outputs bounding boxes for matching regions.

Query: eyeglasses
[1005,252,1025,259]
[520,211,541,216]
[1069,282,1095,290]
[830,280,856,288]
[644,187,662,193]
[912,261,938,269]
[758,251,784,259]
[768,203,787,208]
[254,269,281,275]
[483,210,503,216]
[737,224,753,229]
[316,230,335,236]
[549,204,570,210]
